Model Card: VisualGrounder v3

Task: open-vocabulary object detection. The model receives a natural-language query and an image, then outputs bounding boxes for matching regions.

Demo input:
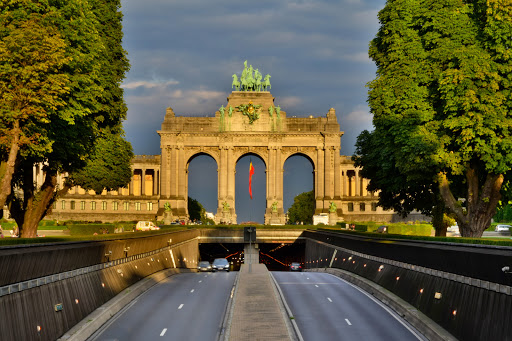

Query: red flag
[249,161,255,199]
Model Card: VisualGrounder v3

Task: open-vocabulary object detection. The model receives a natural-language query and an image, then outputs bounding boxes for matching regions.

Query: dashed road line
[190,289,195,293]
[160,328,167,336]
[345,319,352,326]
[178,304,184,310]
[327,297,332,302]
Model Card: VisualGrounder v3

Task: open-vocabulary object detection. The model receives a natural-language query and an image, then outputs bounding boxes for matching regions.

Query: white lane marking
[327,297,332,302]
[199,280,202,283]
[178,304,184,310]
[326,273,424,340]
[160,328,167,336]
[190,289,195,293]
[306,277,310,280]
[315,285,319,288]
[345,319,352,326]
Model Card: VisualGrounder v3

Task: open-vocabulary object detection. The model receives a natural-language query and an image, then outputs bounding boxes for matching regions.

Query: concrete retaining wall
[0,231,200,341]
[305,232,512,341]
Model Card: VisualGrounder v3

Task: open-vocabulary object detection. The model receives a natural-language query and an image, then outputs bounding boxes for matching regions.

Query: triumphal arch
[158,62,344,224]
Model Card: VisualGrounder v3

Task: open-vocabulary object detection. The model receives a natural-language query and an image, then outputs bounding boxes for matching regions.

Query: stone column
[141,168,146,196]
[219,147,227,200]
[267,147,276,200]
[276,147,283,201]
[355,170,360,196]
[324,147,332,199]
[334,148,341,199]
[316,147,325,199]
[153,169,158,196]
[178,147,186,202]
[227,147,235,201]
[129,169,134,196]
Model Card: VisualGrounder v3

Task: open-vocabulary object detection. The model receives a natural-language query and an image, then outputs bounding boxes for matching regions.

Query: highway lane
[89,271,236,341]
[273,271,427,341]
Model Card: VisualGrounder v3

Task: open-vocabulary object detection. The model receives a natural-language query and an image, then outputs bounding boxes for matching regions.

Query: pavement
[225,263,297,341]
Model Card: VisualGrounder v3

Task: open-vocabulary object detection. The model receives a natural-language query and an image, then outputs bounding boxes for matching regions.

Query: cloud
[122,79,179,89]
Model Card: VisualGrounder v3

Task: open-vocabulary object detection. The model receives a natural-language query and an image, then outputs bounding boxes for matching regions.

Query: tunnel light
[135,265,138,269]
[37,326,42,333]
[75,299,79,304]
[348,256,353,260]
[364,264,367,267]
[343,258,346,262]
[378,265,384,272]
[147,263,150,266]
[452,310,457,316]
[396,276,400,281]
[434,292,442,299]
[419,288,424,294]
[101,282,105,288]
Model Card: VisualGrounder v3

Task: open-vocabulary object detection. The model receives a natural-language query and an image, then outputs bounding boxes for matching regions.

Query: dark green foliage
[494,204,512,223]
[287,191,315,225]
[70,128,133,193]
[188,197,206,222]
[356,0,512,237]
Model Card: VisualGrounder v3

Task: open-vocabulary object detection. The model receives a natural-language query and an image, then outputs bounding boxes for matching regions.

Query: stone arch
[234,152,267,224]
[185,152,219,221]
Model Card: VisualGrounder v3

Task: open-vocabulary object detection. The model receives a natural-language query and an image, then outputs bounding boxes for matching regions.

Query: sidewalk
[227,264,293,341]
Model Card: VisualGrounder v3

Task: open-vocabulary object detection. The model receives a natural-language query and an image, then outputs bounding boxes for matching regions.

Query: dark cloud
[121,0,386,157]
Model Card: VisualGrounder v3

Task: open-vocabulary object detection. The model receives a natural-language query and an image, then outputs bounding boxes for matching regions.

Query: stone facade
[46,91,427,224]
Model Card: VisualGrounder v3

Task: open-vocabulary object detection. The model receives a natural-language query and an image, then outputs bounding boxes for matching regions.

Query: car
[211,258,230,272]
[495,224,511,232]
[376,225,388,233]
[289,262,302,271]
[135,221,160,231]
[197,261,212,272]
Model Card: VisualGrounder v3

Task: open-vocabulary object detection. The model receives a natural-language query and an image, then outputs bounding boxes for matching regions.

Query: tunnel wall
[0,231,199,341]
[304,231,512,341]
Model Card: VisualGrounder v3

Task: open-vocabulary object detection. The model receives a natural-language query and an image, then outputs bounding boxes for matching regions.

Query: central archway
[235,154,266,224]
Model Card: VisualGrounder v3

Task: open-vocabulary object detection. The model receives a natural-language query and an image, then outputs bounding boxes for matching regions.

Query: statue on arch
[228,106,234,117]
[271,201,278,213]
[268,105,274,118]
[329,201,337,213]
[263,74,271,91]
[222,201,230,212]
[232,74,240,90]
[254,69,262,91]
[275,105,281,118]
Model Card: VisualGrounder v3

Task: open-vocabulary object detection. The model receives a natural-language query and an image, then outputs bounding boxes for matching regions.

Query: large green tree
[0,1,70,211]
[287,191,315,225]
[356,0,512,237]
[3,0,131,237]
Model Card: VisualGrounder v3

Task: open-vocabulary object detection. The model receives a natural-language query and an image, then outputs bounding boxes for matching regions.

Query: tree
[188,197,206,222]
[0,1,70,212]
[4,0,131,237]
[69,128,133,194]
[357,0,512,237]
[287,191,315,225]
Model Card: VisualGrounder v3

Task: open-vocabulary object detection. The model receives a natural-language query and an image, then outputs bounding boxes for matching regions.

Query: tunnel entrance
[199,242,305,271]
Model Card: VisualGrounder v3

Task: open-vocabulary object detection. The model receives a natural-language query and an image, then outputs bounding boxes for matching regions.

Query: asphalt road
[273,271,427,341]
[88,271,237,341]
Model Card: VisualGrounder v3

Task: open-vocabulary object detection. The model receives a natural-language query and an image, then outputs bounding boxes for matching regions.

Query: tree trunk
[10,166,70,238]
[438,168,503,238]
[431,196,447,236]
[0,120,20,210]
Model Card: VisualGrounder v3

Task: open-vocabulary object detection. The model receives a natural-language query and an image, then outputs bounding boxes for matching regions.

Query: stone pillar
[355,170,360,196]
[170,147,178,198]
[324,147,332,199]
[153,169,158,196]
[141,168,146,196]
[316,148,325,198]
[350,173,356,197]
[129,170,134,196]
[267,147,276,200]
[177,147,187,216]
[334,148,341,199]
[276,147,283,201]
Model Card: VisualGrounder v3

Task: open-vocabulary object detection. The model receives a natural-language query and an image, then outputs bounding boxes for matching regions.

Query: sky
[120,0,387,223]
